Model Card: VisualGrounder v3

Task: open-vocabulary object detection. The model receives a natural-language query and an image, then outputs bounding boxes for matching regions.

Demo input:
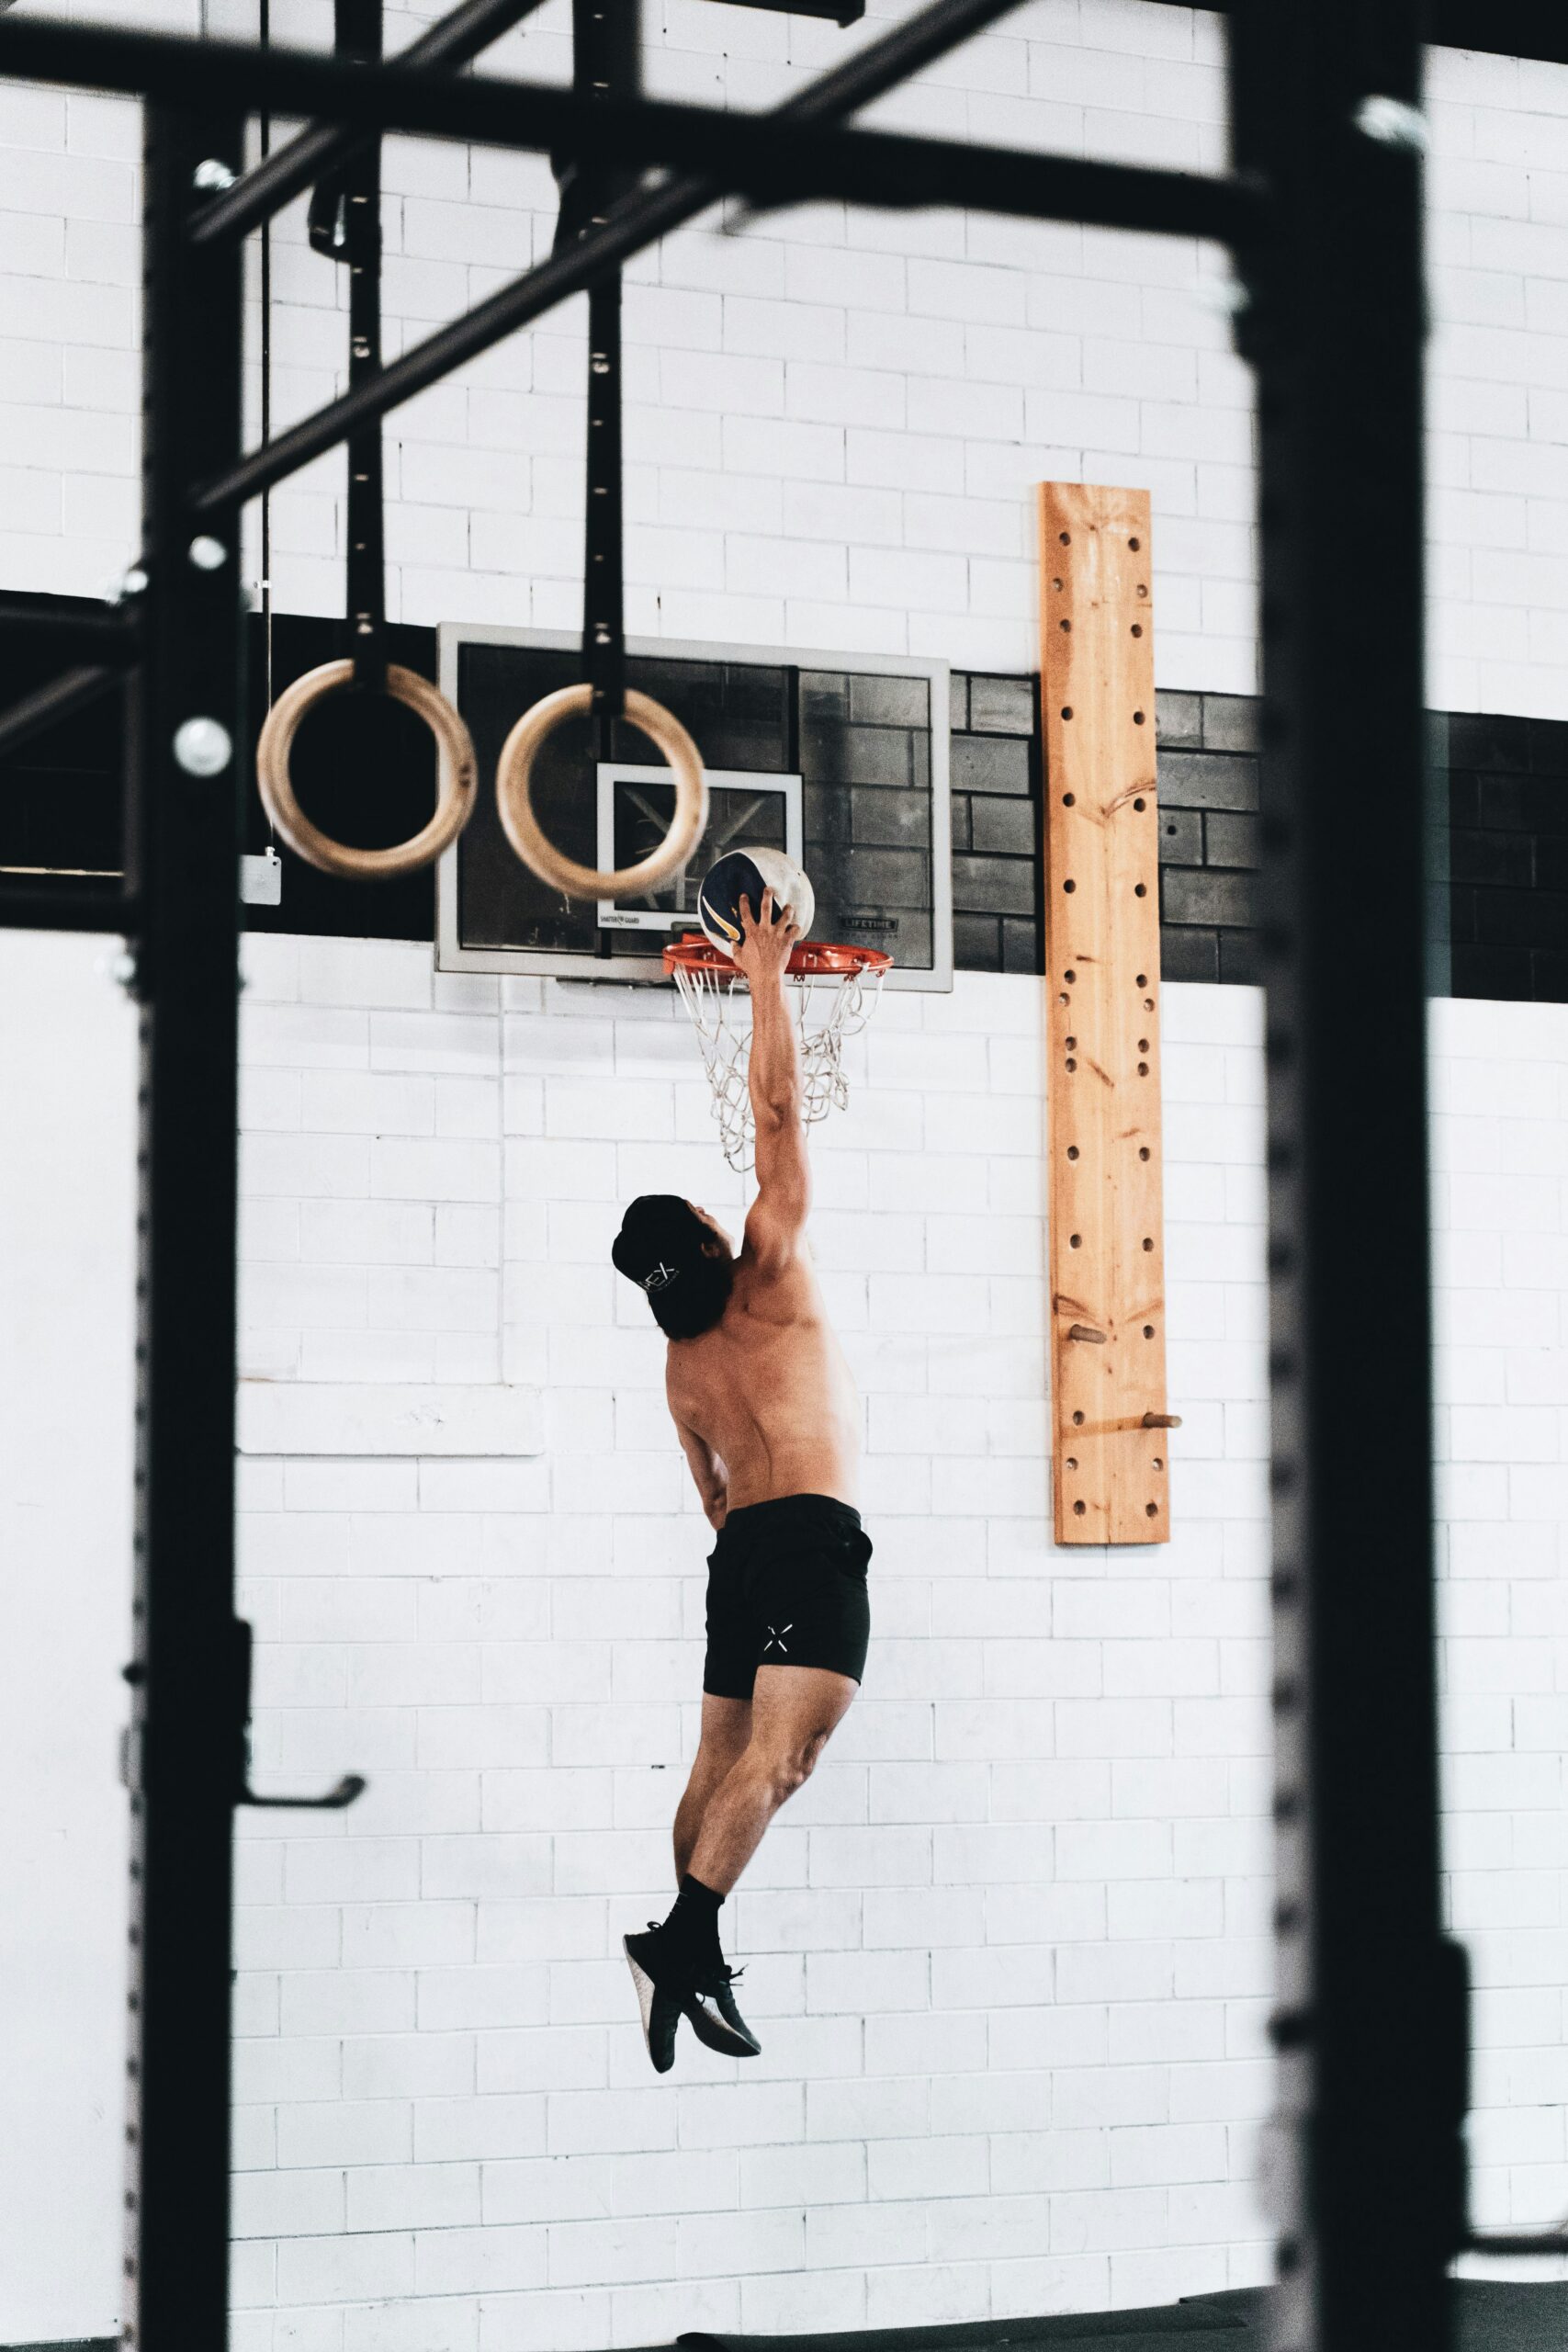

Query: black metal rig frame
[1,0,1562,2342]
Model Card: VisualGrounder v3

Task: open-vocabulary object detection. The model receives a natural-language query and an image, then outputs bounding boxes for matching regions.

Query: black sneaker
[623,1925,688,2074]
[684,1961,761,2059]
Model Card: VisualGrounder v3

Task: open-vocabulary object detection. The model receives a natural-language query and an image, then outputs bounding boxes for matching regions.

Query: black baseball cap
[611,1194,708,1296]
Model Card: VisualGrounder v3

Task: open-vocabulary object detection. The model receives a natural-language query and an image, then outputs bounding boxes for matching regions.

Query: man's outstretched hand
[730,886,802,987]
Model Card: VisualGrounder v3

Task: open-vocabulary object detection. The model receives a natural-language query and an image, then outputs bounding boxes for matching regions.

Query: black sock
[660,1872,725,1971]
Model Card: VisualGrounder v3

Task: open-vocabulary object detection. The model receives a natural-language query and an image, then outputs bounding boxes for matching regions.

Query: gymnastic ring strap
[255,659,478,880]
[495,682,707,901]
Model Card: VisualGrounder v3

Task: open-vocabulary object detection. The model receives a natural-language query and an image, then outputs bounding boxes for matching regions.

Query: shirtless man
[611,888,871,2073]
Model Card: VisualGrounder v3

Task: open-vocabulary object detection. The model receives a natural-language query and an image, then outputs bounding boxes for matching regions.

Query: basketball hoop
[664,935,892,1175]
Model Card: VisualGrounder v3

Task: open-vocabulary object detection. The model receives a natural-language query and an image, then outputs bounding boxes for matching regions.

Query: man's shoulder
[730,1243,818,1322]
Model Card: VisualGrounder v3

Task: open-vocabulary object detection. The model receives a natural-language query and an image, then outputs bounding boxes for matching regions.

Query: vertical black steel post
[1232,5,1470,2349]
[127,102,247,2351]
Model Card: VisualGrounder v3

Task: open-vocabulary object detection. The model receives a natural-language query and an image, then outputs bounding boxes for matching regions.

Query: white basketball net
[670,953,889,1174]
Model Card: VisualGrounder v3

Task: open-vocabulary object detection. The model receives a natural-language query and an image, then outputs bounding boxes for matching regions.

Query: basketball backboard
[435,628,953,991]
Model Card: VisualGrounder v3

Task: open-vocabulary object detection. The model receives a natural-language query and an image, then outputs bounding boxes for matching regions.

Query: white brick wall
[3,6,1568,707]
[7,8,1568,2339]
[217,936,1568,2346]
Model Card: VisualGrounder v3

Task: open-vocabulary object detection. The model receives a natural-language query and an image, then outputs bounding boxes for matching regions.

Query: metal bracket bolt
[107,563,149,605]
[187,535,228,572]
[173,717,233,777]
[192,156,238,193]
[1353,95,1428,154]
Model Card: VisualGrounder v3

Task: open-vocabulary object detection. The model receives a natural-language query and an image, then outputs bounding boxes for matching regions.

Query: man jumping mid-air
[611,888,871,2073]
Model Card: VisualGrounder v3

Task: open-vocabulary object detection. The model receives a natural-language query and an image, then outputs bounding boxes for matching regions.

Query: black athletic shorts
[703,1494,872,1701]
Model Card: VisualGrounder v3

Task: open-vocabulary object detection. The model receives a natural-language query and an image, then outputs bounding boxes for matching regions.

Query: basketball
[697,846,816,960]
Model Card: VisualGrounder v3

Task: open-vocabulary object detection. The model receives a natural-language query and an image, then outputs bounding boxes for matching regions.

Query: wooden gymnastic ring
[495,683,707,900]
[256,660,479,879]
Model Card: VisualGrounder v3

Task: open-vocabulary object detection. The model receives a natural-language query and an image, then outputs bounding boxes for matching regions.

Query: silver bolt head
[1195,274,1250,319]
[102,947,138,993]
[193,156,238,193]
[1353,95,1428,153]
[106,563,148,605]
[188,534,227,571]
[173,717,233,777]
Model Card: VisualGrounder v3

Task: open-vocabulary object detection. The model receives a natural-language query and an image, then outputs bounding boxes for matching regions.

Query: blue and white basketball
[698,847,815,961]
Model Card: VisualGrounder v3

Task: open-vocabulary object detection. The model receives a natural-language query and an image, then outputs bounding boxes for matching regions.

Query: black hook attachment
[229,1617,367,1813]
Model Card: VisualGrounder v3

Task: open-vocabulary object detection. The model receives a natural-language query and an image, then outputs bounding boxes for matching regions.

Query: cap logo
[642,1260,680,1294]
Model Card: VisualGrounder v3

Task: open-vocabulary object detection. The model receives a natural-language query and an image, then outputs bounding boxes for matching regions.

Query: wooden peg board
[1038,481,1174,1545]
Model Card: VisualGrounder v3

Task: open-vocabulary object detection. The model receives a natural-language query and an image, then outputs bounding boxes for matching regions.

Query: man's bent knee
[755,1733,829,1806]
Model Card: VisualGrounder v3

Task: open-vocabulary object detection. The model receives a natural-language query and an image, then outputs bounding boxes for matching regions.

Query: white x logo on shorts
[763,1623,793,1655]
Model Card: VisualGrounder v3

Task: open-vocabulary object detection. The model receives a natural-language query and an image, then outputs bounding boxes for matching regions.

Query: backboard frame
[434,625,954,991]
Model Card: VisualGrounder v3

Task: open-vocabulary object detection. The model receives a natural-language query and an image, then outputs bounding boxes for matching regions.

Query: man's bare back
[610,882,874,2075]
[665,1230,859,1519]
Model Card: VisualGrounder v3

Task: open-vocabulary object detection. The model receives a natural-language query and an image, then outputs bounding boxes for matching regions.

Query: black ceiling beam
[1144,0,1568,69]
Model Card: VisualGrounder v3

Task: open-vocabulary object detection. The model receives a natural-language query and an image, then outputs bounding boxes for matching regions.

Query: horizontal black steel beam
[1140,0,1568,69]
[192,0,551,247]
[1464,2228,1568,2256]
[0,662,123,761]
[0,882,134,933]
[0,590,140,655]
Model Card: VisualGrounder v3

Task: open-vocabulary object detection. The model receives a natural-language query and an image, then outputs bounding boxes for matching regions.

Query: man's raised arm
[730,888,809,1268]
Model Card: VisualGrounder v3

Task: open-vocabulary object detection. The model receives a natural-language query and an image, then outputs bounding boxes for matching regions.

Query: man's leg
[672,1693,751,1882]
[688,1664,857,1894]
